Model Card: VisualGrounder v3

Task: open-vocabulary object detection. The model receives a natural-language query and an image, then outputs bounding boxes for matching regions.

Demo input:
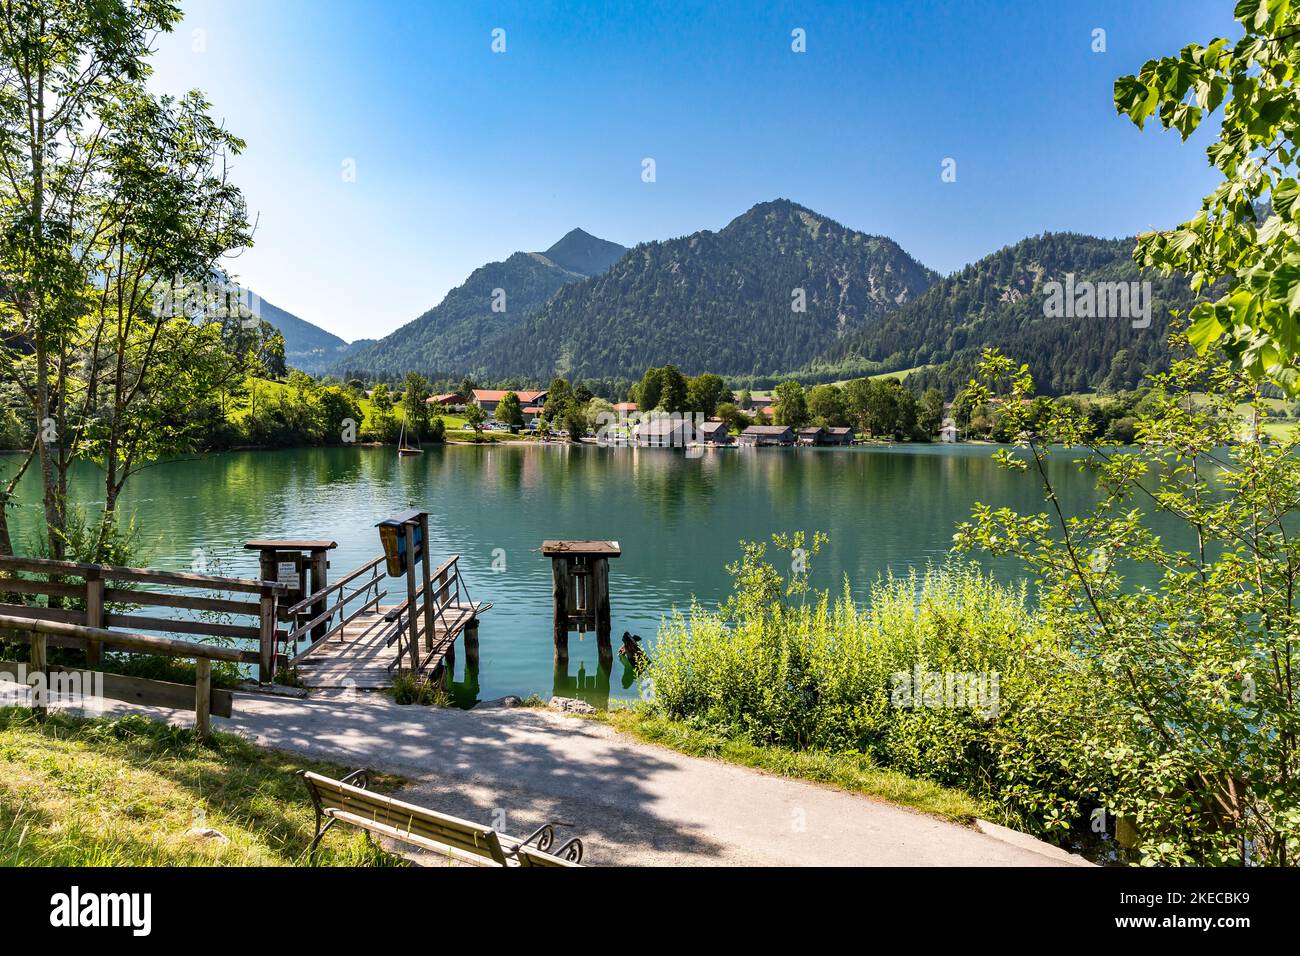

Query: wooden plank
[0,661,233,717]
[0,576,82,599]
[0,614,246,662]
[541,540,622,558]
[287,590,384,661]
[243,539,338,551]
[289,604,483,689]
[0,554,294,594]
[103,588,261,617]
[0,602,85,625]
[104,614,259,640]
[593,556,611,645]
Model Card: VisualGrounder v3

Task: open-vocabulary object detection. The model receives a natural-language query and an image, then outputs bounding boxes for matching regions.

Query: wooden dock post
[84,570,104,668]
[551,557,569,661]
[419,513,435,653]
[402,520,421,673]
[465,619,480,672]
[195,658,212,740]
[244,538,338,642]
[257,586,277,684]
[29,629,46,717]
[542,540,621,661]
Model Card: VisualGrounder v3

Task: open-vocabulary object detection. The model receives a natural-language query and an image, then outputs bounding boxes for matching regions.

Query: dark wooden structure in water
[542,540,619,661]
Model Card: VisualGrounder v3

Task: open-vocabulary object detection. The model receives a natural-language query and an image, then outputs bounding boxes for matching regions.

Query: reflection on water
[5,442,1180,705]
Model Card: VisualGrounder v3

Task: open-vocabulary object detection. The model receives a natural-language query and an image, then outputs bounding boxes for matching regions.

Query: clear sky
[147,0,1239,343]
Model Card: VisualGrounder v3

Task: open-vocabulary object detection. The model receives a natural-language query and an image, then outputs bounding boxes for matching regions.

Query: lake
[3,442,1159,705]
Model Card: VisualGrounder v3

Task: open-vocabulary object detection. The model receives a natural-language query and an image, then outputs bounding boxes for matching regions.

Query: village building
[699,420,731,444]
[426,392,466,411]
[635,417,693,447]
[471,388,547,418]
[738,424,795,446]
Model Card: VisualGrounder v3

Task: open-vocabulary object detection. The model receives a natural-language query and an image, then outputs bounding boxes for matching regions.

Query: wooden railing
[380,554,478,676]
[0,555,298,734]
[0,614,246,737]
[281,555,387,661]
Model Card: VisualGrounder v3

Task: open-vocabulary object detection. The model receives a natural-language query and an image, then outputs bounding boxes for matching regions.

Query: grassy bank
[598,707,984,823]
[0,709,404,866]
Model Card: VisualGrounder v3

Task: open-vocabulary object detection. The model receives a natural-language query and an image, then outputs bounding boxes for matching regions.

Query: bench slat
[301,771,581,867]
[325,809,508,865]
[304,772,507,864]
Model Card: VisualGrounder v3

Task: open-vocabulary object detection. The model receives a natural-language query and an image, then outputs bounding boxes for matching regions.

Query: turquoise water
[4,442,1165,705]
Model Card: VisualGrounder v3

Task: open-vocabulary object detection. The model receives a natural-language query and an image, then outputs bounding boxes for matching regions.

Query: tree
[686,373,728,417]
[1114,0,1300,390]
[635,365,688,413]
[401,373,430,438]
[544,378,575,419]
[806,383,846,426]
[843,378,873,433]
[715,402,751,432]
[635,368,662,411]
[497,391,524,430]
[464,403,486,439]
[316,387,362,445]
[659,365,689,413]
[561,401,588,440]
[956,344,1300,864]
[773,380,810,428]
[0,4,253,559]
[918,387,946,437]
[367,383,399,442]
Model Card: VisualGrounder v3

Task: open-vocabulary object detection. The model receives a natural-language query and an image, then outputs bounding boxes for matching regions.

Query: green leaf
[1186,303,1226,353]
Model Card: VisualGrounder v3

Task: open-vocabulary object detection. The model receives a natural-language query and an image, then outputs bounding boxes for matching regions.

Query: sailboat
[397,421,422,456]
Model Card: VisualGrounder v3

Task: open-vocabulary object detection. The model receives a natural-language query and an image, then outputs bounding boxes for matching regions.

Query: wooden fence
[0,554,296,736]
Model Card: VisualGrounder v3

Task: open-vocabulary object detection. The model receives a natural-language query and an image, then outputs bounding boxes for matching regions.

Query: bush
[646,542,1090,838]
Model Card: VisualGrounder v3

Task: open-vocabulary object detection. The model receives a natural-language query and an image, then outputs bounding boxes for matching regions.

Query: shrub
[646,542,1090,838]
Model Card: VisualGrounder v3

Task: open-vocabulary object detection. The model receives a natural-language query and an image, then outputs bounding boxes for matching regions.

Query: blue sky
[149,0,1239,343]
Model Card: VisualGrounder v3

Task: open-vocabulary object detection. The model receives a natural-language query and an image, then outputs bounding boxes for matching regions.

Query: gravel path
[99,690,1091,867]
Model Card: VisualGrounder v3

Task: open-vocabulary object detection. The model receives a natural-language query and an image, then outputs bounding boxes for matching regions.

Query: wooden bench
[297,770,585,867]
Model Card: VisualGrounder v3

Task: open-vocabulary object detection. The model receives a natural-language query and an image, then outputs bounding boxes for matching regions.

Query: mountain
[253,295,358,375]
[542,228,628,276]
[811,232,1202,395]
[333,230,629,380]
[492,200,938,381]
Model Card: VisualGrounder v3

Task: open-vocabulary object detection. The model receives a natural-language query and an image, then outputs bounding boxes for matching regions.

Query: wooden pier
[291,599,485,689]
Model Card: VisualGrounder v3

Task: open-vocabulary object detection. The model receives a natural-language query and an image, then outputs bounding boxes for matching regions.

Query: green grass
[597,706,985,825]
[0,709,408,866]
[865,364,931,383]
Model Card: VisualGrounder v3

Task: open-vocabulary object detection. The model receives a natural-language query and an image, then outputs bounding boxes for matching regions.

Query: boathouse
[739,425,794,446]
